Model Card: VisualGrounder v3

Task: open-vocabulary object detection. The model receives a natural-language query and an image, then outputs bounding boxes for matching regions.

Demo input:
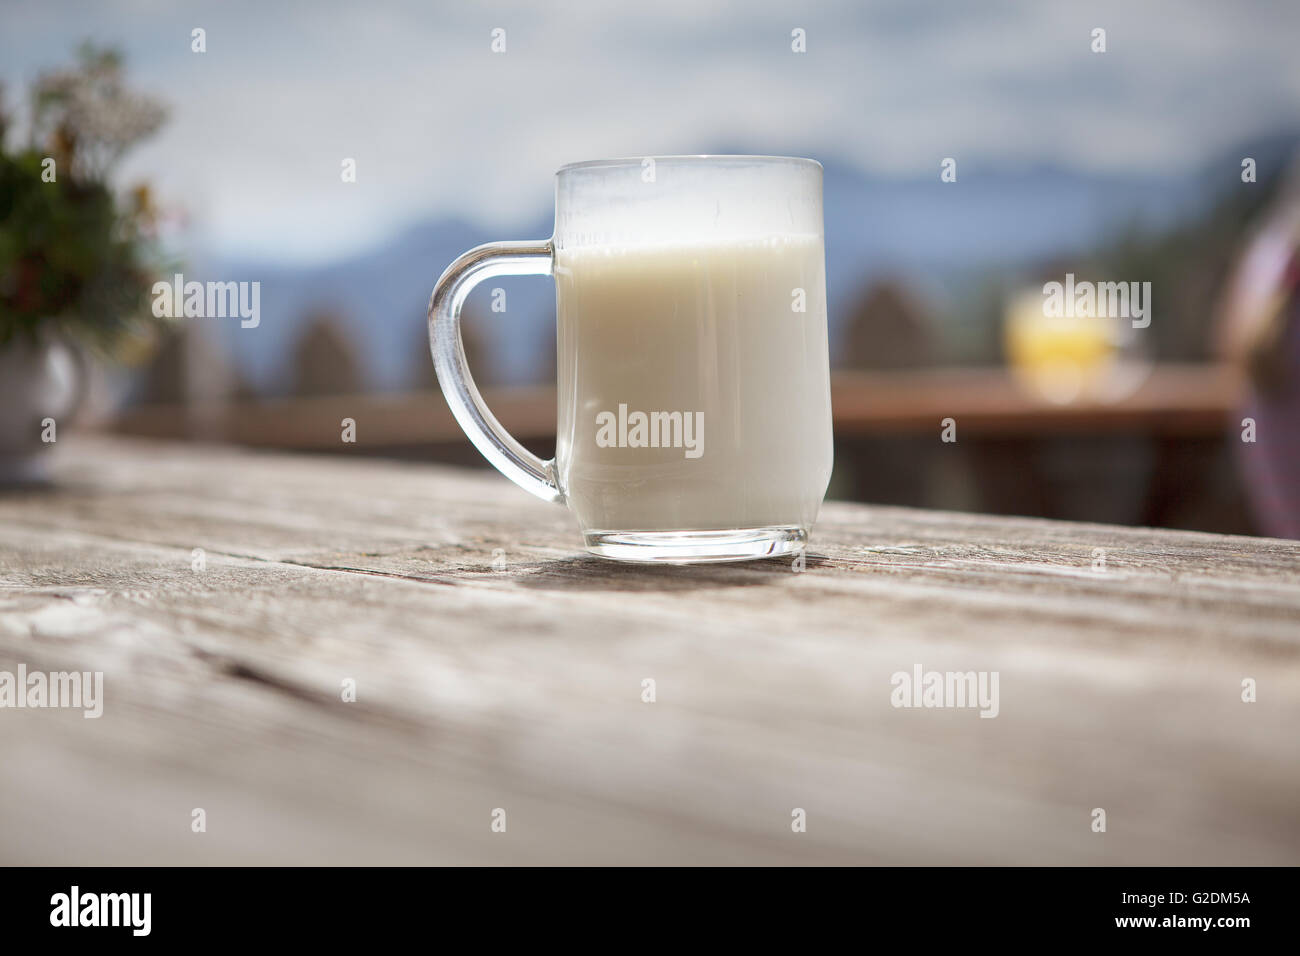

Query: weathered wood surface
[0,437,1297,865]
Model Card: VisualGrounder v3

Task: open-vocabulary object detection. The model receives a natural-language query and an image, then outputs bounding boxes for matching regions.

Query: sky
[3,0,1300,265]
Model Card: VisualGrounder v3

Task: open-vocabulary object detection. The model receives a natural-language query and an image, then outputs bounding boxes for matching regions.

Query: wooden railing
[101,365,1243,450]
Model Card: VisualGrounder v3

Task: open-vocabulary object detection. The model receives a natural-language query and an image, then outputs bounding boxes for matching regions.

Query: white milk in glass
[555,234,833,533]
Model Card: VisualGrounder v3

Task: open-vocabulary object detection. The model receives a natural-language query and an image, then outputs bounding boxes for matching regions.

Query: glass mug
[428,155,833,563]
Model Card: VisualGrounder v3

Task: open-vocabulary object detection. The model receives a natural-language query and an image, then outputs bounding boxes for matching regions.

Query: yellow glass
[1004,289,1138,404]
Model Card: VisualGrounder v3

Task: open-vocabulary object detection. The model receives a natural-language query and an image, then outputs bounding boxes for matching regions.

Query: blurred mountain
[205,136,1297,396]
[207,212,552,396]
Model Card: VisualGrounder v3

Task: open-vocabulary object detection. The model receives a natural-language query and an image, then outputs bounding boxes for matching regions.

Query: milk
[554,234,833,532]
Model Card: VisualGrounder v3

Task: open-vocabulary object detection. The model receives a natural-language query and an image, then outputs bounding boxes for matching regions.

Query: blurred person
[1217,156,1300,539]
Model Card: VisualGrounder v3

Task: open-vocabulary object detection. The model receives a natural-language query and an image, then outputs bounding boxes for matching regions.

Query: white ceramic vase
[0,334,83,484]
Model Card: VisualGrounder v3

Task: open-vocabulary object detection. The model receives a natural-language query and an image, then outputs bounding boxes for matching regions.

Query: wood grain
[0,437,1296,865]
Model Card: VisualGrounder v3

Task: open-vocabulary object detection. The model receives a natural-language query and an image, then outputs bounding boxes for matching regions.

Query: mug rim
[557,154,822,175]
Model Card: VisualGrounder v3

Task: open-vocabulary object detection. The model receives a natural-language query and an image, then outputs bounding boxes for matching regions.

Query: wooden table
[1,438,1297,865]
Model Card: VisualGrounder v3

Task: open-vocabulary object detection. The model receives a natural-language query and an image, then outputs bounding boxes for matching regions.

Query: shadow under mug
[429,155,834,563]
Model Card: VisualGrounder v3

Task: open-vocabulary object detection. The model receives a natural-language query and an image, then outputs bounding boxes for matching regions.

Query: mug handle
[428,239,564,503]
